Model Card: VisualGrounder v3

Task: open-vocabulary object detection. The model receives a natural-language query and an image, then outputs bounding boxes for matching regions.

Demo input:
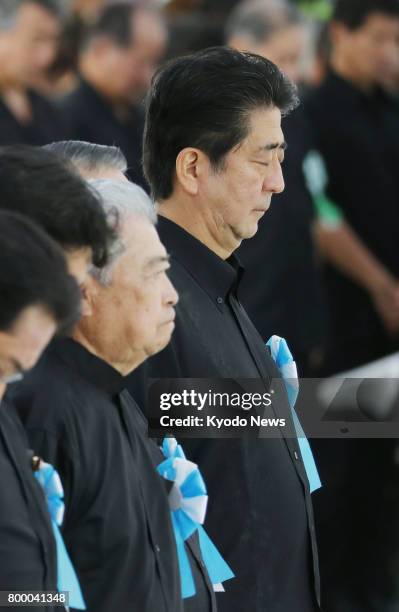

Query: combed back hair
[0,210,81,335]
[88,179,156,285]
[0,0,63,30]
[333,0,399,29]
[225,0,303,46]
[44,141,128,176]
[144,46,298,201]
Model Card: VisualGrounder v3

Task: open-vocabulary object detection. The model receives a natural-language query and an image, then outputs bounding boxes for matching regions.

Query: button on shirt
[0,403,57,612]
[10,339,182,612]
[127,216,321,612]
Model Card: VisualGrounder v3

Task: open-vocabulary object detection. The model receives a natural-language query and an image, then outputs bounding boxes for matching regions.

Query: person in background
[59,2,168,189]
[0,0,69,145]
[307,0,399,374]
[0,210,81,610]
[44,139,128,181]
[47,0,108,97]
[306,2,399,610]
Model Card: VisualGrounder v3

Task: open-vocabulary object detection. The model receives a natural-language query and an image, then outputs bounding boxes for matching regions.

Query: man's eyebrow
[258,141,288,152]
[143,254,171,270]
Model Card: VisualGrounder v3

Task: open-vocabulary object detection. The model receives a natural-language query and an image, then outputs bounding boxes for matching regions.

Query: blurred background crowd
[0,0,399,610]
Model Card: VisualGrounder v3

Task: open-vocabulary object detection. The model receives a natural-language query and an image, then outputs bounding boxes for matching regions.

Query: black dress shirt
[10,339,182,612]
[0,90,68,146]
[306,71,399,371]
[237,106,327,374]
[0,403,57,612]
[59,79,147,189]
[127,216,321,612]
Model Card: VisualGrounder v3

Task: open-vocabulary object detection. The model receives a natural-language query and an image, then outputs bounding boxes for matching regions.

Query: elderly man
[60,2,167,188]
[44,139,128,181]
[0,210,81,608]
[127,47,321,611]
[0,0,68,146]
[42,138,221,611]
[11,181,186,612]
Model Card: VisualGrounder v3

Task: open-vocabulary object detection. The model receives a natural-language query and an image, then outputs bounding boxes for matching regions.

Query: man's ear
[175,148,209,196]
[79,276,98,317]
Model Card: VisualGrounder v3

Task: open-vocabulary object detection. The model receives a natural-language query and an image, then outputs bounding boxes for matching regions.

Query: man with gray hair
[0,0,68,146]
[41,140,221,611]
[44,140,128,181]
[11,180,183,612]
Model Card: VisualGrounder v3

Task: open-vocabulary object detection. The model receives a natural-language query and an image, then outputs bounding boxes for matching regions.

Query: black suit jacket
[0,403,57,611]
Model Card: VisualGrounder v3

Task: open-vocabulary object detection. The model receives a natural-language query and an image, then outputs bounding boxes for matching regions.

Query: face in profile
[199,106,285,246]
[0,306,56,398]
[83,215,178,372]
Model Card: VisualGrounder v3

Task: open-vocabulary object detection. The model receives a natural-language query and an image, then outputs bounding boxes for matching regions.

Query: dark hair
[333,0,399,30]
[0,211,80,334]
[44,141,127,174]
[143,46,298,201]
[0,145,115,267]
[82,3,137,50]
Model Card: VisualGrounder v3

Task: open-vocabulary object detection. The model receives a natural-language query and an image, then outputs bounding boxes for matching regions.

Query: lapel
[0,408,56,585]
[230,299,311,493]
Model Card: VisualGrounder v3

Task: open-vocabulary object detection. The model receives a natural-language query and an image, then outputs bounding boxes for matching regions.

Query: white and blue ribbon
[266,335,322,494]
[157,438,234,598]
[35,461,86,609]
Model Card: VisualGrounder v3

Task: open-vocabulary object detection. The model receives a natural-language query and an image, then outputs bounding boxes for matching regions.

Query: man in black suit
[0,210,80,610]
[0,1,68,146]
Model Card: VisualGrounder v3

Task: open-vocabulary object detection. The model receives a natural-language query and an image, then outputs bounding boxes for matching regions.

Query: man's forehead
[246,107,284,145]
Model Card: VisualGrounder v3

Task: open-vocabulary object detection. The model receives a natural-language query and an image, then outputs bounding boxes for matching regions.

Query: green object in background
[314,193,344,228]
[297,0,333,21]
[302,150,344,228]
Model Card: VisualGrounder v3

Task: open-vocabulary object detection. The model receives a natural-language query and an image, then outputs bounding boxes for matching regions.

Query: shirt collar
[157,216,245,303]
[49,338,125,396]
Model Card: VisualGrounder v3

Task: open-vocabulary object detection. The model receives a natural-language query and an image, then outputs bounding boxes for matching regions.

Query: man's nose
[165,276,179,307]
[263,159,285,194]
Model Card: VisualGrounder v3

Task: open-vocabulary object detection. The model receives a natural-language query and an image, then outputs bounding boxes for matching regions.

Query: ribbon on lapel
[35,461,86,609]
[266,335,322,493]
[157,438,234,598]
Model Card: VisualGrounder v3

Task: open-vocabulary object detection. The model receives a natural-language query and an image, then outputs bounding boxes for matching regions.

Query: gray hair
[88,179,157,285]
[225,0,303,46]
[43,141,128,176]
[0,0,63,30]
